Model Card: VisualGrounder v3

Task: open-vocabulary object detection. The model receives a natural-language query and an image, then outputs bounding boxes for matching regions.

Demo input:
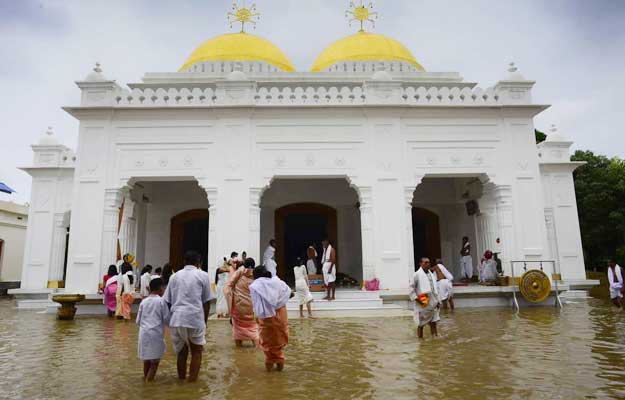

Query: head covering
[250,277,292,319]
[484,250,493,260]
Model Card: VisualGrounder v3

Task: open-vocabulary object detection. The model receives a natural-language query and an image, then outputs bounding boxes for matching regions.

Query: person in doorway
[479,250,498,284]
[152,267,162,280]
[433,259,454,310]
[293,258,314,318]
[140,265,153,298]
[250,265,291,372]
[306,245,318,275]
[321,239,337,300]
[136,277,170,382]
[459,236,473,281]
[607,260,625,308]
[215,258,231,318]
[409,257,440,338]
[263,239,278,277]
[224,257,259,347]
[161,263,173,289]
[163,250,213,382]
[103,267,118,317]
[116,262,135,320]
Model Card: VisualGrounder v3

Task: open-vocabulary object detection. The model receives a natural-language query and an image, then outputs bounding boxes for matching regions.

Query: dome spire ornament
[228,1,260,33]
[346,1,378,32]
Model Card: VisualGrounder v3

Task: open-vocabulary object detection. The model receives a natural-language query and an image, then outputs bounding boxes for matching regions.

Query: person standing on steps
[459,236,473,282]
[263,239,278,277]
[321,238,337,301]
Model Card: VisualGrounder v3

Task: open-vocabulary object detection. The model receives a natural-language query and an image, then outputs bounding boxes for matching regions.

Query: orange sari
[225,267,259,341]
[258,306,289,363]
[120,293,134,320]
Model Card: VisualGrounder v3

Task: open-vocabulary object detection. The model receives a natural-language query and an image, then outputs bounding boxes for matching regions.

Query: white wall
[140,181,208,269]
[0,203,28,282]
[260,179,362,281]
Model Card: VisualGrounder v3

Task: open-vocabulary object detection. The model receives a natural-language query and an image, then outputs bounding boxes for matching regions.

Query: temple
[12,3,591,309]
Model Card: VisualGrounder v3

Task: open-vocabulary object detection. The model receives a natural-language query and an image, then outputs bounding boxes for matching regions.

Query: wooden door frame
[412,207,442,265]
[170,208,209,270]
[274,202,337,279]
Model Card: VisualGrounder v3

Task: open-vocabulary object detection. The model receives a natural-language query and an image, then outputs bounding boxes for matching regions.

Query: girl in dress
[215,258,230,318]
[293,258,314,318]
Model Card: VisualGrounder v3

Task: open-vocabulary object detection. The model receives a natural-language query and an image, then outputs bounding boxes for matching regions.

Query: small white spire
[84,61,106,81]
[546,123,567,142]
[46,126,54,136]
[37,126,59,145]
[506,61,525,80]
[93,62,102,73]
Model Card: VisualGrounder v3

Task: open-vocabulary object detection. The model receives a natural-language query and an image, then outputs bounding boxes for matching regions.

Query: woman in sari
[250,265,292,372]
[103,269,118,317]
[224,257,259,347]
[215,258,230,318]
[115,262,135,320]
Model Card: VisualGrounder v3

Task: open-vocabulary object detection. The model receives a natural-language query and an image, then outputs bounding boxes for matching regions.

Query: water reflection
[0,298,624,399]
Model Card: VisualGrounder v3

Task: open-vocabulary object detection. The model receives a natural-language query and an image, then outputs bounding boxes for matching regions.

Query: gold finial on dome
[346,1,378,32]
[228,1,260,33]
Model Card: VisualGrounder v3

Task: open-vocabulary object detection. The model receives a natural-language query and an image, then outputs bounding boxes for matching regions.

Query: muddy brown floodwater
[1,297,624,399]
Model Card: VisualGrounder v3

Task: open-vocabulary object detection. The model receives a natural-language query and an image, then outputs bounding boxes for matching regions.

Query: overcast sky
[1,0,624,204]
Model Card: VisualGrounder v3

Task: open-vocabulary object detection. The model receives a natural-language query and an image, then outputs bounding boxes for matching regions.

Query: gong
[519,269,551,303]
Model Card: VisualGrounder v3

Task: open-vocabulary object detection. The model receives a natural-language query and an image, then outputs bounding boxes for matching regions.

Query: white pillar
[204,187,219,278]
[48,213,67,282]
[495,184,516,275]
[100,188,124,276]
[403,186,416,276]
[359,186,375,281]
[249,188,262,262]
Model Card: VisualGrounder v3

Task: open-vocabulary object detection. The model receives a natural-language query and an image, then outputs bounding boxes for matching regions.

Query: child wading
[250,265,292,372]
[136,278,170,382]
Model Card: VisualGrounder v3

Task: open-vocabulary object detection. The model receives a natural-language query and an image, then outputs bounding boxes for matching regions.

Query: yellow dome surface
[180,33,295,72]
[311,31,424,72]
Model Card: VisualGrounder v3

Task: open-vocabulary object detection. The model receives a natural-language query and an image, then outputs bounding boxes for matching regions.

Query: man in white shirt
[607,260,625,308]
[163,250,213,382]
[263,239,278,277]
[409,257,440,338]
[321,239,337,301]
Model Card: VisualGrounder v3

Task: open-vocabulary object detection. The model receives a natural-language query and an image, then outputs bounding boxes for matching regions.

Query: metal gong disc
[519,269,551,303]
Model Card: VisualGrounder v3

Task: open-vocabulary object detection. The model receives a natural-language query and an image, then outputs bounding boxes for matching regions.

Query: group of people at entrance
[459,236,499,285]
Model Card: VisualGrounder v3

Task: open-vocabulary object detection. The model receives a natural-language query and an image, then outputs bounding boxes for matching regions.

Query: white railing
[110,85,507,107]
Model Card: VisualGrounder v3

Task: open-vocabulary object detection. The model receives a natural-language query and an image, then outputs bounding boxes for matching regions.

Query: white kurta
[409,268,440,327]
[163,265,213,329]
[140,272,151,298]
[479,259,498,282]
[263,245,277,277]
[136,295,170,360]
[215,271,229,315]
[608,265,624,299]
[306,259,316,275]
[294,265,314,305]
[321,245,336,285]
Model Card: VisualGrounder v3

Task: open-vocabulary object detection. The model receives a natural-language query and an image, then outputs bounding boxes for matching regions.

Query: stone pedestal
[52,294,85,320]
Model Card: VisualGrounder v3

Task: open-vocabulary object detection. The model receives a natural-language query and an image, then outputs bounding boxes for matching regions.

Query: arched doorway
[170,209,209,270]
[412,207,441,269]
[275,203,337,284]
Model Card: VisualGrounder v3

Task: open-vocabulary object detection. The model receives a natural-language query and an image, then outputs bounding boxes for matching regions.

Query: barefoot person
[433,259,454,310]
[136,278,169,382]
[103,268,118,317]
[293,258,314,318]
[163,250,213,382]
[224,257,259,347]
[409,257,440,338]
[116,262,135,320]
[250,265,291,372]
[607,260,625,308]
[321,239,337,300]
[215,258,230,319]
[459,236,473,281]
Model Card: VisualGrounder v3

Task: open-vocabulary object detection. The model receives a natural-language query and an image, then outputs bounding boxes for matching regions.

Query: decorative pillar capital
[201,186,218,207]
[404,186,415,207]
[104,188,124,209]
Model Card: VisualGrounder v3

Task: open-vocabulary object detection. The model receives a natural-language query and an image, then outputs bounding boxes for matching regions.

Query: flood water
[1,297,625,400]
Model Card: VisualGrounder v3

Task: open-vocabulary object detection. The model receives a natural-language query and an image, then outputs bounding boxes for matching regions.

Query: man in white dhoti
[409,257,440,338]
[459,236,473,281]
[263,239,278,277]
[321,239,337,300]
[433,259,454,310]
[607,260,625,308]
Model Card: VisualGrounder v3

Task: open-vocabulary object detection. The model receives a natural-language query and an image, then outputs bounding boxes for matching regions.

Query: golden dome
[311,31,424,72]
[180,32,295,72]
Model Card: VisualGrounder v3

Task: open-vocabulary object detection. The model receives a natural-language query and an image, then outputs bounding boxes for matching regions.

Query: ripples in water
[0,299,624,399]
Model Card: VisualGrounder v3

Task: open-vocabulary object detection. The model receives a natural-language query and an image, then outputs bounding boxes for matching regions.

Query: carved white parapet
[494,62,535,104]
[76,62,121,106]
[364,68,403,104]
[215,67,257,105]
[29,127,76,168]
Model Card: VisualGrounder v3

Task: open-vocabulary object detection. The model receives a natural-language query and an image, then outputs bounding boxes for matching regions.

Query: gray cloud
[1,0,624,203]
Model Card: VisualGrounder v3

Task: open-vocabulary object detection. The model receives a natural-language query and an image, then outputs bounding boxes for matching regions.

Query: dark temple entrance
[275,203,337,284]
[170,209,209,270]
[412,207,441,270]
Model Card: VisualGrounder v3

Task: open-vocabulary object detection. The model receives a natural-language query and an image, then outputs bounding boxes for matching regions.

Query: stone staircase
[286,289,410,318]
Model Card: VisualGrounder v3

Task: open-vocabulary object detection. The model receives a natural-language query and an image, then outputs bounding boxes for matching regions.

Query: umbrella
[0,182,15,194]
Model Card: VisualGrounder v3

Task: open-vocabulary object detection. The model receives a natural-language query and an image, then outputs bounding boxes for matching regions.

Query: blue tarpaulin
[0,182,15,194]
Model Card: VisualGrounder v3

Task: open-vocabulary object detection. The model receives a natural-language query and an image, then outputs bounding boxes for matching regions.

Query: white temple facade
[14,10,589,300]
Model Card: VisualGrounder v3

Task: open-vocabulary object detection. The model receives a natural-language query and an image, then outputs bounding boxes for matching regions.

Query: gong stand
[510,260,562,311]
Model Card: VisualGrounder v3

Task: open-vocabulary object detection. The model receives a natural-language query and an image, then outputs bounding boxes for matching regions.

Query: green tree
[571,150,625,269]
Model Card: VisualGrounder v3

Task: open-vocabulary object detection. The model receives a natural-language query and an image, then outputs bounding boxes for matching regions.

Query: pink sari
[104,281,117,313]
[225,267,259,341]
